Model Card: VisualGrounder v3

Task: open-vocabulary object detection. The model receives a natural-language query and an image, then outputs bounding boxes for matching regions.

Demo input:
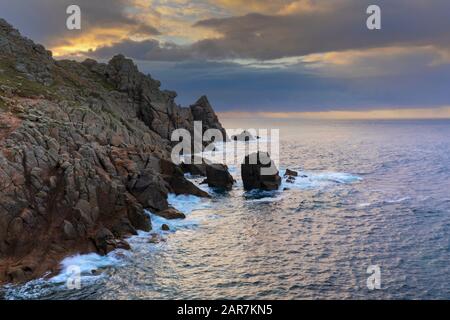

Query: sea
[2,119,450,300]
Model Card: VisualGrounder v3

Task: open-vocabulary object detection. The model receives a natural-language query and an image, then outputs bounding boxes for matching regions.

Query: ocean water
[3,119,450,300]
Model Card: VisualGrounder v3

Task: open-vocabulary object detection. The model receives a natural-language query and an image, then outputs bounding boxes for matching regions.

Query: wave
[280,170,362,191]
[5,163,361,299]
[49,251,127,284]
[3,193,210,299]
[3,251,127,300]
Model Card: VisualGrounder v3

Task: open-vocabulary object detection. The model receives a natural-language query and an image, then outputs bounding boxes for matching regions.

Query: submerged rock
[161,224,170,231]
[285,176,296,184]
[285,169,298,177]
[241,152,281,191]
[155,207,186,220]
[149,234,163,244]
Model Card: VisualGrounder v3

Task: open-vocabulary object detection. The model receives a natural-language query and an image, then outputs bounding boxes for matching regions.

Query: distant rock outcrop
[231,130,255,142]
[0,18,225,284]
[241,152,282,191]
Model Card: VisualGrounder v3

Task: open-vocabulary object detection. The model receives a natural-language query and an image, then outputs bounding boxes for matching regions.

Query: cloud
[0,0,161,56]
[80,0,450,64]
[1,0,450,113]
[132,57,450,112]
[191,0,450,60]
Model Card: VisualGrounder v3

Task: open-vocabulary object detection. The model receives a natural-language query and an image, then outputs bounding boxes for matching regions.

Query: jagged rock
[180,156,209,176]
[205,164,234,191]
[63,220,77,240]
[0,19,225,284]
[94,228,116,255]
[128,170,170,212]
[241,152,282,191]
[155,207,186,220]
[190,96,228,141]
[160,159,210,198]
[161,224,170,231]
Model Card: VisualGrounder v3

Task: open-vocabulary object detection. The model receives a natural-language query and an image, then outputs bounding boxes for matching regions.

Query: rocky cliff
[0,18,226,284]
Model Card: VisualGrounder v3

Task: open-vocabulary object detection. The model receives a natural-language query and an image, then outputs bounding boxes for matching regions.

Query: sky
[1,0,450,118]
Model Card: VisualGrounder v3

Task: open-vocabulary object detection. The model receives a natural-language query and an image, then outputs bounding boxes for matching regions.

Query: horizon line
[218,106,450,120]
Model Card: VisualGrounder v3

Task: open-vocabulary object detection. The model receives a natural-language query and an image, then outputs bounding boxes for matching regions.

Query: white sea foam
[50,251,127,284]
[8,193,211,295]
[279,170,362,191]
[384,197,411,204]
[168,193,211,214]
[246,194,284,203]
[147,193,211,233]
[4,250,128,299]
[6,140,362,298]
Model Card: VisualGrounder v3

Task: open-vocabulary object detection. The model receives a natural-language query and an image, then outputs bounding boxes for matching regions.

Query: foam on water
[168,193,210,214]
[4,193,210,300]
[5,120,450,300]
[4,251,127,300]
[49,252,127,284]
[279,169,362,191]
[3,141,362,299]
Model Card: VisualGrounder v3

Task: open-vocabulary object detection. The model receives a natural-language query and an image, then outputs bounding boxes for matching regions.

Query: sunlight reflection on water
[5,119,450,300]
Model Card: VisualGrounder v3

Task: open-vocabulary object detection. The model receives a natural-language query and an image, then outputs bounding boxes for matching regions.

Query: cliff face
[0,19,224,284]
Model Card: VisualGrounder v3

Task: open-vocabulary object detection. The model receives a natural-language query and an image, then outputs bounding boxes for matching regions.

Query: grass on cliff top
[0,54,119,109]
[55,59,116,93]
[0,57,60,99]
[0,56,105,101]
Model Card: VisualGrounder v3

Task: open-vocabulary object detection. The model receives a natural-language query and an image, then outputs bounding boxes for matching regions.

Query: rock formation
[180,156,234,191]
[284,169,298,177]
[205,164,235,191]
[190,96,228,141]
[0,19,226,284]
[241,152,282,191]
[231,130,255,141]
[180,156,208,176]
[284,169,298,183]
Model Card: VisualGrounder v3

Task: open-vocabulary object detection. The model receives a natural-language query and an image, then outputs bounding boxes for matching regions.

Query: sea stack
[241,152,282,191]
[205,163,235,191]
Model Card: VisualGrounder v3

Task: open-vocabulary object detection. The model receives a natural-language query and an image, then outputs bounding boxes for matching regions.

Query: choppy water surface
[4,119,450,299]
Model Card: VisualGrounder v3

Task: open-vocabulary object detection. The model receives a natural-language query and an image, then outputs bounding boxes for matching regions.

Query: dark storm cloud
[88,39,192,61]
[135,58,450,112]
[86,0,450,61]
[0,0,159,46]
[1,0,449,112]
